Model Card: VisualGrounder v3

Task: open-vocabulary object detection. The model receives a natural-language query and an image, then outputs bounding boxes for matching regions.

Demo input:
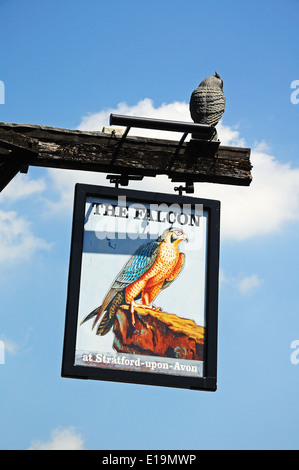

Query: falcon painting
[81,227,188,336]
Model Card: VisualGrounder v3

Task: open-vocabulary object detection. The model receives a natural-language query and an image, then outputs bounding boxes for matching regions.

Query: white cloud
[28,426,84,450]
[44,98,299,242]
[0,335,18,355]
[0,173,49,266]
[198,142,299,240]
[238,274,263,294]
[78,99,299,240]
[45,167,109,214]
[220,269,263,295]
[1,173,46,201]
[0,210,51,264]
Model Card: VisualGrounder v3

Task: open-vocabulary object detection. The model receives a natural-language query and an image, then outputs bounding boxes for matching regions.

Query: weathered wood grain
[0,122,252,192]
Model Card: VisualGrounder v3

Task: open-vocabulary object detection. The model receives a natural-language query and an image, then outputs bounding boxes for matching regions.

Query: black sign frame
[62,184,220,391]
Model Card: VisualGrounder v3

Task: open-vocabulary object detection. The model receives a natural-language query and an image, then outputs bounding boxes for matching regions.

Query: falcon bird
[189,72,225,139]
[81,227,188,336]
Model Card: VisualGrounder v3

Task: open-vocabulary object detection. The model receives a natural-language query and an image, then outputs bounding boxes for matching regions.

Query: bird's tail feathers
[81,290,127,336]
[96,311,115,336]
[96,290,126,336]
[80,306,102,326]
[89,288,120,330]
[80,303,111,334]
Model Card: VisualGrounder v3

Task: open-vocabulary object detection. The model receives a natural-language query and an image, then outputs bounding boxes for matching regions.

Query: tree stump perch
[112,305,205,361]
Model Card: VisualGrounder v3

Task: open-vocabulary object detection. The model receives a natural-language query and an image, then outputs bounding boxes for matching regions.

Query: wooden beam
[0,122,252,192]
[0,128,39,192]
[0,128,39,154]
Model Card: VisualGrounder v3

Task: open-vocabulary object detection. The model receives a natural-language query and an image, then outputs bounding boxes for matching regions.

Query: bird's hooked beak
[176,232,188,243]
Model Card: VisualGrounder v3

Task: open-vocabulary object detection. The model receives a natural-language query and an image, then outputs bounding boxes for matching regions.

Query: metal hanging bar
[109,114,216,140]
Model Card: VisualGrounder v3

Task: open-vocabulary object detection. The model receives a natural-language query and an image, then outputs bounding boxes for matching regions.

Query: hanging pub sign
[61,183,220,391]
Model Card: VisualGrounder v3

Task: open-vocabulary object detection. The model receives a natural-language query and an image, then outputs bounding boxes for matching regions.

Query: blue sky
[0,0,298,450]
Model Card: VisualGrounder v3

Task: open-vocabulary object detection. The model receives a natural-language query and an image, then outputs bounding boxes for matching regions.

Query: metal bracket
[174,132,189,156]
[110,127,131,163]
[173,181,195,195]
[107,173,144,188]
[106,114,223,195]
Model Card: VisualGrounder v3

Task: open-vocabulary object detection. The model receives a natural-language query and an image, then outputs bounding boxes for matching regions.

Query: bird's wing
[113,240,161,289]
[81,240,161,328]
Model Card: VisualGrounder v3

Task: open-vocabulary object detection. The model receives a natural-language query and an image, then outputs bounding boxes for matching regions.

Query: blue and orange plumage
[80,227,188,336]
